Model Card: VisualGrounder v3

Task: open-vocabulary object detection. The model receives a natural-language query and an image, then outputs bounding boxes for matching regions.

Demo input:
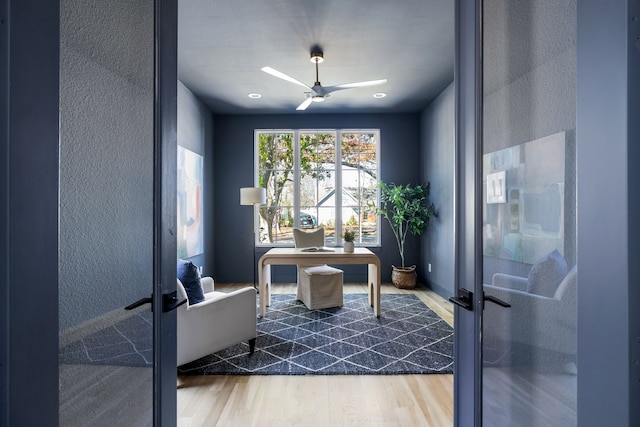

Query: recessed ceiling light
[373,92,387,98]
[248,93,262,99]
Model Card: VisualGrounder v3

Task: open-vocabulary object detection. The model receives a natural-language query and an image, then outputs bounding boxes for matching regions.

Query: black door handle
[125,295,152,311]
[449,288,474,311]
[163,291,187,312]
[483,294,511,308]
[126,292,187,312]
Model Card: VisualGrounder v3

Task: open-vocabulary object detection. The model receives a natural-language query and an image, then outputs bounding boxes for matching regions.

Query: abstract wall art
[177,146,203,258]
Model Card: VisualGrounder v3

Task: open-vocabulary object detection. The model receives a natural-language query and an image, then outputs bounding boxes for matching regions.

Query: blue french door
[57,0,179,425]
[453,0,579,425]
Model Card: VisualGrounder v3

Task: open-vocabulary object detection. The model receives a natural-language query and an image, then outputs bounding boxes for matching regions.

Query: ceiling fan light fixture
[263,48,386,111]
[309,51,324,63]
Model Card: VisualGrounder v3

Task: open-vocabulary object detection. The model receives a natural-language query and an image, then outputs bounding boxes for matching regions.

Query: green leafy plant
[378,181,436,268]
[346,215,358,227]
[341,229,356,243]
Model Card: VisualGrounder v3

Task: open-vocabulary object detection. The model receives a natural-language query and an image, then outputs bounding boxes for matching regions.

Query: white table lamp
[240,187,266,206]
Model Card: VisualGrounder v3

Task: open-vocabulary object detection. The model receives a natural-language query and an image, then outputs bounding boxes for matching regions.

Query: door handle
[449,288,474,311]
[483,293,511,308]
[125,295,153,311]
[163,291,187,312]
[126,292,187,312]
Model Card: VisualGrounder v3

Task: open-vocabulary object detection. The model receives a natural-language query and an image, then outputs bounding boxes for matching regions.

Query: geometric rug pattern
[178,293,453,376]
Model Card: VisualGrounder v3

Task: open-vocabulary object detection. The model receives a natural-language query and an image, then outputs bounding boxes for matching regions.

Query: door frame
[154,0,179,422]
[576,1,639,426]
[1,0,60,425]
[453,0,482,425]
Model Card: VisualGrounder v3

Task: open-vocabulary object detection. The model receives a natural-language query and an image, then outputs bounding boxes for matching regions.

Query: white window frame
[254,129,381,247]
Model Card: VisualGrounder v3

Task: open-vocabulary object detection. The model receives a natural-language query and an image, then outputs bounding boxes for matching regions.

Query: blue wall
[420,82,455,299]
[177,81,214,273]
[210,113,422,283]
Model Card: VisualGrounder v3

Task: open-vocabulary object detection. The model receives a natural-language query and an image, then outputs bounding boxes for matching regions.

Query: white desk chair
[293,228,344,310]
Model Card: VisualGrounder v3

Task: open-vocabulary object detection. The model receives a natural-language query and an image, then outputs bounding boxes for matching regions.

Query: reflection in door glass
[481,0,577,425]
[58,0,155,425]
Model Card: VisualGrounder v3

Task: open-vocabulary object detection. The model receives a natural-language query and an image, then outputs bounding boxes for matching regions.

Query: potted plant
[341,229,356,253]
[378,181,436,288]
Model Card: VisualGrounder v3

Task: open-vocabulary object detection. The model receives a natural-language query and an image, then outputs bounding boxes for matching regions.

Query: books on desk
[300,246,335,252]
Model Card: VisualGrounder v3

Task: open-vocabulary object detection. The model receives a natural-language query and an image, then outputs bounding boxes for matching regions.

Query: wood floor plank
[177,282,454,427]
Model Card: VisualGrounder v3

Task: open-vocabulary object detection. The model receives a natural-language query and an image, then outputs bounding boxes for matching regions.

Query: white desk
[257,247,381,317]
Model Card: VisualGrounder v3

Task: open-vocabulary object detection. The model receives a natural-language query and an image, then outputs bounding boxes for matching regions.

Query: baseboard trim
[426,280,453,300]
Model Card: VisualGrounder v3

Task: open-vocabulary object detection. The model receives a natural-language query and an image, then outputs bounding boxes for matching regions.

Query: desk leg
[368,263,381,317]
[265,264,271,306]
[368,265,373,307]
[258,263,271,317]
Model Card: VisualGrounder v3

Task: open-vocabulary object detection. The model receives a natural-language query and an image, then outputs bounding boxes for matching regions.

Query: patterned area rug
[178,293,453,375]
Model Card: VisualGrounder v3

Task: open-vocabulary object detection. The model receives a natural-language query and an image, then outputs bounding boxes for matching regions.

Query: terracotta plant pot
[391,265,417,289]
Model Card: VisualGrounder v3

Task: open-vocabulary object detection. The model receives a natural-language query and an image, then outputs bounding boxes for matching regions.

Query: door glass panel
[58,0,155,425]
[481,0,577,425]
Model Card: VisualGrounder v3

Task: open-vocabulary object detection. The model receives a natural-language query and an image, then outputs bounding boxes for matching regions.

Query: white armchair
[176,277,257,366]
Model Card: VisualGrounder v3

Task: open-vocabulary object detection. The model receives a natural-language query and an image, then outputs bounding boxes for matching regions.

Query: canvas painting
[177,146,203,257]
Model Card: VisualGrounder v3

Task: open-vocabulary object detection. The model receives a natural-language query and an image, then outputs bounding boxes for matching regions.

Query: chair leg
[248,337,256,354]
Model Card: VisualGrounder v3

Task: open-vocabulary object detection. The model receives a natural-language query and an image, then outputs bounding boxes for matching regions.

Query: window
[256,129,379,246]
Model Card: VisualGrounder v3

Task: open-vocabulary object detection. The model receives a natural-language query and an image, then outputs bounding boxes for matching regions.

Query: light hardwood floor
[177,282,454,427]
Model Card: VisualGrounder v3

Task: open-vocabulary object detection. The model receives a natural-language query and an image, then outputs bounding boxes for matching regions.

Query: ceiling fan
[261,49,387,111]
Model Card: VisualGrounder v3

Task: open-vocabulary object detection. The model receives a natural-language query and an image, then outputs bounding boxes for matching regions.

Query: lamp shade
[240,187,266,205]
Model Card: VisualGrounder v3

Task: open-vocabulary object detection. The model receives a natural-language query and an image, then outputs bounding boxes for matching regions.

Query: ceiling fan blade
[261,66,311,90]
[296,97,314,111]
[324,79,388,94]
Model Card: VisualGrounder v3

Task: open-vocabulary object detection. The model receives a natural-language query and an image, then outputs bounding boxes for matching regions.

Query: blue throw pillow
[177,259,205,305]
[527,250,568,297]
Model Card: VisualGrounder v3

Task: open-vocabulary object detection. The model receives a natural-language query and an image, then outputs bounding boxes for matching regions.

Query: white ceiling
[178,0,455,114]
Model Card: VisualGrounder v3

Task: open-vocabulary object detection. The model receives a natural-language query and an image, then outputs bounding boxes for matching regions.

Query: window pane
[259,205,294,244]
[258,132,294,171]
[258,132,294,244]
[361,168,379,244]
[301,132,336,171]
[300,132,336,236]
[342,132,377,169]
[300,175,319,206]
[318,207,336,244]
[342,168,359,205]
[340,132,378,245]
